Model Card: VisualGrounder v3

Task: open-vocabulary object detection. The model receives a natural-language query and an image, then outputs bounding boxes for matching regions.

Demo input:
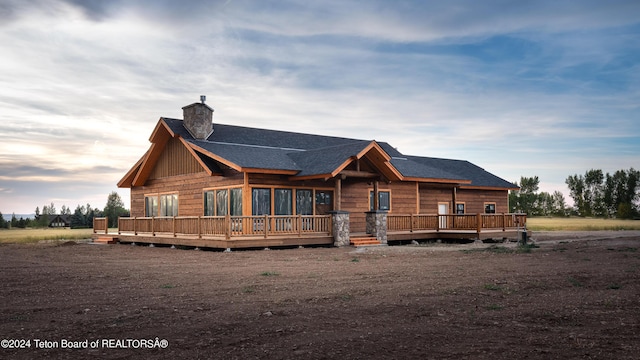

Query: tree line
[510,168,639,219]
[0,191,129,229]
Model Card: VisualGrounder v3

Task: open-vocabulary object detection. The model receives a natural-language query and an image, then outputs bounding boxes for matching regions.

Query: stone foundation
[330,211,350,247]
[366,210,388,244]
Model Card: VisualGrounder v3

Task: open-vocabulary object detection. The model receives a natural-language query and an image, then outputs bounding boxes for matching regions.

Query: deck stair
[93,235,118,244]
[350,236,382,247]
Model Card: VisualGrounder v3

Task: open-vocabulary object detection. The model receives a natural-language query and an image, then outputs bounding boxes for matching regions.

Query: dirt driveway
[1,232,639,359]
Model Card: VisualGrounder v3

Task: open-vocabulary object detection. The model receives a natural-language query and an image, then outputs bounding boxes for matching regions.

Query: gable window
[275,189,293,215]
[252,188,271,216]
[296,189,313,215]
[485,203,496,214]
[456,203,465,214]
[160,194,178,216]
[370,191,390,211]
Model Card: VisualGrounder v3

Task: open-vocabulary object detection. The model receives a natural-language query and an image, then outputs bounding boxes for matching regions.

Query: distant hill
[2,214,35,221]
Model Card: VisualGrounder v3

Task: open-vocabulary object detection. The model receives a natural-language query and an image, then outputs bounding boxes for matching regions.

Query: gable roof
[119,117,517,189]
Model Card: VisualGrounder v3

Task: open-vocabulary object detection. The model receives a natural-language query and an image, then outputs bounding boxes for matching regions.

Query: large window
[456,203,465,214]
[275,189,292,215]
[146,193,178,217]
[485,203,496,214]
[160,194,178,216]
[230,188,242,216]
[204,188,242,216]
[296,189,313,215]
[370,191,390,211]
[145,196,158,217]
[252,188,271,215]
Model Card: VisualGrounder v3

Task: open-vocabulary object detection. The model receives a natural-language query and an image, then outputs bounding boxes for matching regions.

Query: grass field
[527,217,640,231]
[0,228,116,244]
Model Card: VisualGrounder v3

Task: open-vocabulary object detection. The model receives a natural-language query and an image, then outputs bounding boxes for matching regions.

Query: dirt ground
[1,231,639,359]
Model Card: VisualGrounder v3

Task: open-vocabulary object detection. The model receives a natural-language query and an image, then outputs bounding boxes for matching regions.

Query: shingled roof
[120,116,517,189]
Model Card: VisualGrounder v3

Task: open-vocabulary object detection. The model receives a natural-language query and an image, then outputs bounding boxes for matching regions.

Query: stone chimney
[182,96,214,140]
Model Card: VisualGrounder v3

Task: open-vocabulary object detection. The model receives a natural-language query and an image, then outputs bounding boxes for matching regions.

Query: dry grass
[0,228,115,244]
[527,217,640,231]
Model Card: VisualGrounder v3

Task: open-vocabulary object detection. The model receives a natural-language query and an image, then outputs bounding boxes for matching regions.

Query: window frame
[369,190,391,211]
[484,202,497,214]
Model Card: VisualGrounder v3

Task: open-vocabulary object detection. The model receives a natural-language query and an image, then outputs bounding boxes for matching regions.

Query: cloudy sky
[1,0,638,215]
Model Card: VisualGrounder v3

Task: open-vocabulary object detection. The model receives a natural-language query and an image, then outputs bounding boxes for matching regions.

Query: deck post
[104,217,109,234]
[502,213,506,231]
[410,214,414,233]
[134,217,137,235]
[297,214,302,237]
[329,211,350,247]
[198,216,202,239]
[476,213,482,236]
[152,217,155,236]
[226,214,231,240]
[264,214,269,239]
[173,216,177,237]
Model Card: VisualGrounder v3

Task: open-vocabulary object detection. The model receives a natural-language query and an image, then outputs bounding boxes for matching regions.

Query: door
[438,203,449,229]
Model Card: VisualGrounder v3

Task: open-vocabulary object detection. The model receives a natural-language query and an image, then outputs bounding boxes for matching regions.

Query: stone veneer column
[366,210,388,244]
[330,211,350,247]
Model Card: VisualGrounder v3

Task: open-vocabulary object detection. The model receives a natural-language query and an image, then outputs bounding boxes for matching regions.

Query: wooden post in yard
[104,217,108,234]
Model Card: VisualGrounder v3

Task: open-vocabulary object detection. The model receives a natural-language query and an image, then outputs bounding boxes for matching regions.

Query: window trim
[203,186,243,216]
[369,189,391,211]
[145,192,178,217]
[484,202,497,214]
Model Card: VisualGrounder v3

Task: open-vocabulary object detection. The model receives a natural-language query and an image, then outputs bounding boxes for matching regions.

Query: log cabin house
[94,98,525,248]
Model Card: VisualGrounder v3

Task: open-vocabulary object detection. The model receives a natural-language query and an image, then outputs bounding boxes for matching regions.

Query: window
[145,196,158,217]
[485,203,496,214]
[275,189,292,215]
[230,188,242,216]
[160,194,178,216]
[316,191,331,205]
[252,188,271,215]
[204,188,243,216]
[296,189,313,215]
[370,191,390,211]
[456,203,465,214]
[204,191,215,216]
[216,189,228,216]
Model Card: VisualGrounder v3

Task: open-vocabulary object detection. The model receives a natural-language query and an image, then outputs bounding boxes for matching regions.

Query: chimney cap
[200,95,206,104]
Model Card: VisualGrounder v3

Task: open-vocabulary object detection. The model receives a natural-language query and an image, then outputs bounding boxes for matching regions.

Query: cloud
[0,0,638,214]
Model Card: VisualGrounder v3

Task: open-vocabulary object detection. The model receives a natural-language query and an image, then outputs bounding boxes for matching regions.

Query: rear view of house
[95,98,524,248]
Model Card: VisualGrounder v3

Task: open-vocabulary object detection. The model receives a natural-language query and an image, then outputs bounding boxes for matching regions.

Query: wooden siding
[130,171,244,217]
[456,188,509,214]
[149,138,203,179]
[419,185,454,214]
[418,185,509,214]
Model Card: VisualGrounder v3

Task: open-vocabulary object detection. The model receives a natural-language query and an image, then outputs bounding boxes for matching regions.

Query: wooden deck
[92,213,526,249]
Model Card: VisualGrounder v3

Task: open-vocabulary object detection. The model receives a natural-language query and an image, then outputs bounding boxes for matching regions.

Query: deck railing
[112,214,332,240]
[387,213,526,233]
